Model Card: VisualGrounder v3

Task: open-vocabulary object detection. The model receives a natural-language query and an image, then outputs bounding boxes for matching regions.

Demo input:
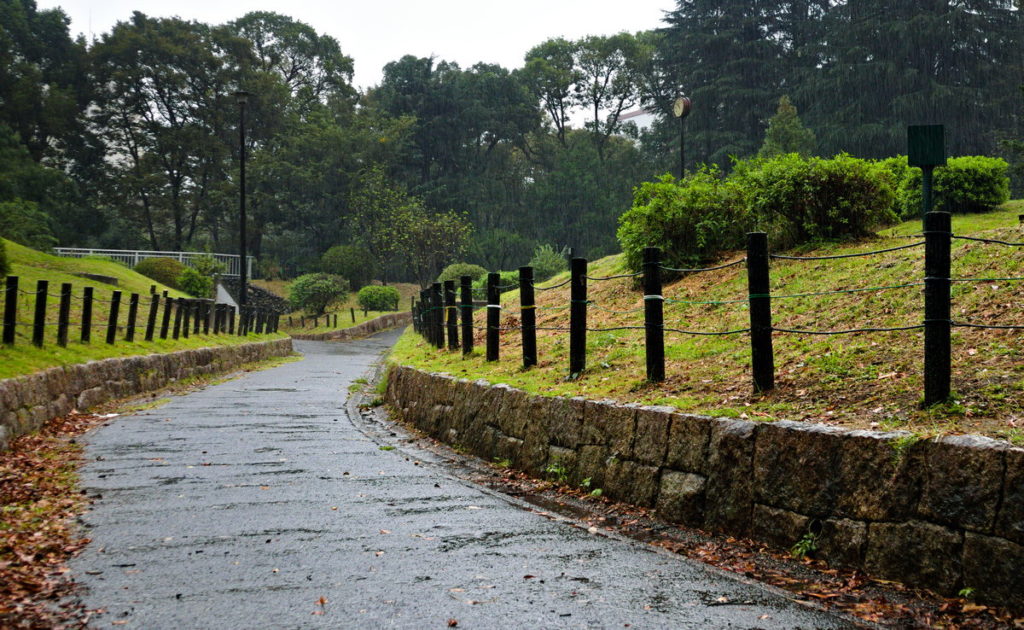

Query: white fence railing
[52,248,254,278]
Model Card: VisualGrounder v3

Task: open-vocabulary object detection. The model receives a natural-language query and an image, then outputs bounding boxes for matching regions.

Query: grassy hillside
[1,239,284,380]
[392,202,1024,444]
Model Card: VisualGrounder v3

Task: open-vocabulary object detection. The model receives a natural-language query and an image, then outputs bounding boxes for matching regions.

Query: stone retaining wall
[0,338,293,451]
[290,312,410,342]
[386,364,1024,610]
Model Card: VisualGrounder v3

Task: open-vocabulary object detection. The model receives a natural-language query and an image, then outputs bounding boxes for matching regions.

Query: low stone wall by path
[0,338,293,451]
[290,312,410,342]
[386,364,1024,610]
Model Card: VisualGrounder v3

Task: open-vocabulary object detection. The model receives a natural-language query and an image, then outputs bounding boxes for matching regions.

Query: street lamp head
[234,90,250,105]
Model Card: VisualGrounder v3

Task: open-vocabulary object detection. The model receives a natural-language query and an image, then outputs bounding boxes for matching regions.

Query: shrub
[897,156,1011,218]
[357,285,400,311]
[0,199,57,250]
[437,262,487,285]
[192,254,226,277]
[134,257,186,289]
[322,245,375,290]
[528,244,569,282]
[472,270,519,293]
[177,267,213,298]
[617,170,749,271]
[732,153,896,249]
[0,239,8,276]
[289,273,348,315]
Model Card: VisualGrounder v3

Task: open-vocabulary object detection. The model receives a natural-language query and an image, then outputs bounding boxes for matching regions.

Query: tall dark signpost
[235,90,250,307]
[908,125,946,221]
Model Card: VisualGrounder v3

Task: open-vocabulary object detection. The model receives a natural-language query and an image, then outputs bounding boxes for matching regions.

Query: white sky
[38,0,676,92]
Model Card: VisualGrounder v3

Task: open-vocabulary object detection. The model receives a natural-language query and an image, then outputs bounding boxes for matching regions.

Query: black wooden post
[569,258,588,377]
[57,282,72,347]
[746,232,774,392]
[2,276,16,345]
[444,280,458,350]
[81,287,93,343]
[145,294,159,341]
[924,211,952,406]
[160,293,172,340]
[202,301,211,334]
[228,306,235,334]
[181,300,191,339]
[300,315,305,329]
[460,276,473,355]
[486,272,500,361]
[125,293,139,342]
[172,298,183,339]
[257,310,266,334]
[214,304,223,334]
[643,247,665,382]
[431,282,444,349]
[150,284,156,294]
[333,314,337,328]
[106,290,121,345]
[192,300,202,335]
[519,266,537,368]
[32,280,47,347]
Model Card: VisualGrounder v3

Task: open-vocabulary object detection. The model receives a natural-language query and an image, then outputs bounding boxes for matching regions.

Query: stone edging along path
[385,364,1024,610]
[0,338,293,451]
[289,312,411,342]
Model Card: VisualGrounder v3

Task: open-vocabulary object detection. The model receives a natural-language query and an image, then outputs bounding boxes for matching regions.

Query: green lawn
[1,239,285,380]
[391,203,1024,443]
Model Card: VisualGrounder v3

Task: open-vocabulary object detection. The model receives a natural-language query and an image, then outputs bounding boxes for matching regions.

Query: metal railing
[52,248,254,278]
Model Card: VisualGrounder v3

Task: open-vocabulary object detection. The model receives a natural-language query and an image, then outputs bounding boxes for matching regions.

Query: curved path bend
[69,331,854,629]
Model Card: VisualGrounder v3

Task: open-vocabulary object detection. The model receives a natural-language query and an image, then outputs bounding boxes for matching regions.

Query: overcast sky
[38,0,676,91]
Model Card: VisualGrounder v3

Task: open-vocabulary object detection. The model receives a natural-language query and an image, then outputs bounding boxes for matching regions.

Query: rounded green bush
[471,270,519,294]
[528,244,569,282]
[134,257,186,289]
[357,285,400,311]
[0,239,8,276]
[289,273,348,315]
[897,156,1010,218]
[617,170,748,271]
[732,153,896,250]
[177,266,213,298]
[322,245,375,290]
[437,262,487,284]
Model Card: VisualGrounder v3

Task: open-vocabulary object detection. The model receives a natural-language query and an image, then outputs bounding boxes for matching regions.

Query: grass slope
[392,202,1024,443]
[1,239,284,380]
[253,279,419,335]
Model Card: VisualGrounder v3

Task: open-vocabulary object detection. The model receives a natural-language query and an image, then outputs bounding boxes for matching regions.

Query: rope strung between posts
[772,324,925,335]
[953,321,1024,330]
[757,281,925,300]
[584,271,643,281]
[659,258,746,273]
[665,296,749,305]
[532,278,572,291]
[950,276,1024,283]
[770,241,924,261]
[953,235,1024,247]
[663,326,750,336]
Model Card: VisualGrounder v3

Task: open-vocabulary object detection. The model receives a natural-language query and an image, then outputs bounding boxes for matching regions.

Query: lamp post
[673,94,692,179]
[234,90,250,307]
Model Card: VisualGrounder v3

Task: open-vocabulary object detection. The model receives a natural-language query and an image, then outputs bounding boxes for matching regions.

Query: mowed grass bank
[1,239,285,380]
[253,279,418,335]
[392,202,1024,443]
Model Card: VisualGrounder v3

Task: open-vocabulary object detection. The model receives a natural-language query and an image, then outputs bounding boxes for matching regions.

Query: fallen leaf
[447,619,458,627]
[379,529,391,535]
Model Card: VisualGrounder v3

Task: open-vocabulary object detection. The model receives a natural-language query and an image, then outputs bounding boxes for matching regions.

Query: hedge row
[618,153,1010,271]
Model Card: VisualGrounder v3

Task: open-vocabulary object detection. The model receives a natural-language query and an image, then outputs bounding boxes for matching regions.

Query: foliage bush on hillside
[437,262,487,284]
[289,273,348,315]
[0,199,57,250]
[0,239,8,276]
[897,156,1010,218]
[617,170,748,271]
[528,244,569,282]
[134,257,186,289]
[733,153,896,249]
[357,285,400,311]
[322,245,375,290]
[177,267,213,298]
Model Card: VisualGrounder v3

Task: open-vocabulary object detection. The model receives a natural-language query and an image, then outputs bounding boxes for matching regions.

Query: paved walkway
[69,332,853,629]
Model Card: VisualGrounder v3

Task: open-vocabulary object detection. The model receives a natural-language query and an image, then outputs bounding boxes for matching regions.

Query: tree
[759,95,816,157]
[405,210,473,288]
[574,32,647,161]
[347,165,419,280]
[522,38,580,147]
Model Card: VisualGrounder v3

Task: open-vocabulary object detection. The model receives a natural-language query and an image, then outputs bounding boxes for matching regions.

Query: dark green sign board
[908,125,946,167]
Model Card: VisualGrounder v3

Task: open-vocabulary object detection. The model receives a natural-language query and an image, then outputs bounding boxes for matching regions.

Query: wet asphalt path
[69,331,854,629]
